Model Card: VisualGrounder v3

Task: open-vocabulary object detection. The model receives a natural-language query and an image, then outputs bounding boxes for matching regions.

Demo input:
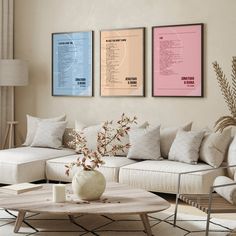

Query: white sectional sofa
[118,160,224,194]
[0,147,75,184]
[46,155,136,183]
[0,126,233,195]
[45,155,224,194]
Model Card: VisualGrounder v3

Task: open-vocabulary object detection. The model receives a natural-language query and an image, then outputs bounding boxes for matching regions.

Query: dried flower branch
[65,114,137,175]
[97,113,137,156]
[213,57,236,132]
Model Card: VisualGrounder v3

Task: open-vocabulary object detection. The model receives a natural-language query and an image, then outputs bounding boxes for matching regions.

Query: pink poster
[152,24,203,97]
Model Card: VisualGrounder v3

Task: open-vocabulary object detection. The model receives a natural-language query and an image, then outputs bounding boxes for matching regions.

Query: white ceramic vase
[72,170,106,201]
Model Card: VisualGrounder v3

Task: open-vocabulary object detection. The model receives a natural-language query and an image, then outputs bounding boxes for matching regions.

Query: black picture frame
[100,27,145,97]
[52,31,94,97]
[152,23,204,97]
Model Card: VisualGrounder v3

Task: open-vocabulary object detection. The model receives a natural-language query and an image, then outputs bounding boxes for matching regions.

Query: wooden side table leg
[140,213,152,236]
[2,124,10,149]
[8,123,13,149]
[14,210,26,233]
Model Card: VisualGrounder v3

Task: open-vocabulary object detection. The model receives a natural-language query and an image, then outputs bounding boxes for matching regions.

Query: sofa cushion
[127,126,161,160]
[75,121,101,151]
[31,121,67,149]
[213,176,236,204]
[23,114,66,146]
[0,147,75,184]
[160,122,192,158]
[168,130,205,164]
[46,155,137,182]
[62,128,74,148]
[227,135,236,178]
[199,128,232,168]
[119,160,224,194]
[75,120,149,156]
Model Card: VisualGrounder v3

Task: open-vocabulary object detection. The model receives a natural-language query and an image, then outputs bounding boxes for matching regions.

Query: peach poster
[100,28,144,96]
[152,24,203,97]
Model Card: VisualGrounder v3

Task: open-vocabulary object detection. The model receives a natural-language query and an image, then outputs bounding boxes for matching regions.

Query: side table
[2,121,23,149]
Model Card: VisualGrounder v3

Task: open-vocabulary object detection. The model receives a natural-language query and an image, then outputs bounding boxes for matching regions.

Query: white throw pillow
[31,121,67,149]
[199,129,232,167]
[168,130,205,164]
[112,121,149,156]
[160,122,192,158]
[75,121,102,151]
[214,176,236,204]
[227,135,236,178]
[23,114,66,146]
[127,126,161,160]
[75,120,149,155]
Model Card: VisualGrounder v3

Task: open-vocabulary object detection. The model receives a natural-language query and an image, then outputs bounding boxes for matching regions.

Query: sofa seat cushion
[0,147,75,184]
[46,155,137,182]
[119,160,224,194]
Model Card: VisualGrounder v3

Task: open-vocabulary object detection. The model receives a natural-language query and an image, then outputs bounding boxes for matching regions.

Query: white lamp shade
[0,59,28,86]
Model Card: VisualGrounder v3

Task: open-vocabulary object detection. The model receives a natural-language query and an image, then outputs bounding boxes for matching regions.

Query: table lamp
[0,59,28,148]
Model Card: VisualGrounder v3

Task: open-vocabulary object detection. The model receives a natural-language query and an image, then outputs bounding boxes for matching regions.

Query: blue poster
[52,31,93,96]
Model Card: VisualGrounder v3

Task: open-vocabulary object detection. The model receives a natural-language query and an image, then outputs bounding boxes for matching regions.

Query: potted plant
[65,114,137,200]
[213,57,236,132]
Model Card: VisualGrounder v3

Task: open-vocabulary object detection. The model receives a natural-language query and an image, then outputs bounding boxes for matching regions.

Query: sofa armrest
[174,164,236,228]
[213,182,236,189]
[176,164,236,195]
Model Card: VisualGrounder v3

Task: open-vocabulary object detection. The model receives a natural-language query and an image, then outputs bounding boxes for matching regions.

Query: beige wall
[14,0,236,136]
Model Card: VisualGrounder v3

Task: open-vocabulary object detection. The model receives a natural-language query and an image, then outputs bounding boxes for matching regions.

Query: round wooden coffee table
[0,182,170,235]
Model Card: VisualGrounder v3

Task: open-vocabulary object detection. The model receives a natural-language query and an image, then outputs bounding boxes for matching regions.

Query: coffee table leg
[14,210,26,233]
[140,213,152,236]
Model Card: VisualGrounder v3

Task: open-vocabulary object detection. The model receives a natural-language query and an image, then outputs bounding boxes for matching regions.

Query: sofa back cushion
[75,120,149,155]
[75,121,101,151]
[168,130,205,164]
[227,135,236,178]
[30,121,67,149]
[23,114,66,146]
[160,122,192,158]
[127,126,161,160]
[199,128,232,168]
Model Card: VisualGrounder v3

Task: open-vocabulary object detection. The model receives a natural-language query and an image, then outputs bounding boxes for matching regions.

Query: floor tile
[28,213,69,220]
[26,219,84,232]
[34,232,81,236]
[152,221,187,236]
[0,221,35,235]
[97,232,146,236]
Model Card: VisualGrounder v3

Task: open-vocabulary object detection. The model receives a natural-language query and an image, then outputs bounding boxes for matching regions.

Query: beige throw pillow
[199,129,232,167]
[127,126,161,160]
[31,121,67,149]
[62,128,75,148]
[160,122,192,158]
[168,130,205,164]
[23,114,66,146]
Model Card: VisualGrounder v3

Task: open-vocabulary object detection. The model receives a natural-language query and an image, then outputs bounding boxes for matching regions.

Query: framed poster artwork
[100,27,145,96]
[52,31,93,96]
[152,23,203,97]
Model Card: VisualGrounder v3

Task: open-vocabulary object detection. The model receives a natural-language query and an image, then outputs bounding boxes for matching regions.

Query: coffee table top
[0,182,170,215]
